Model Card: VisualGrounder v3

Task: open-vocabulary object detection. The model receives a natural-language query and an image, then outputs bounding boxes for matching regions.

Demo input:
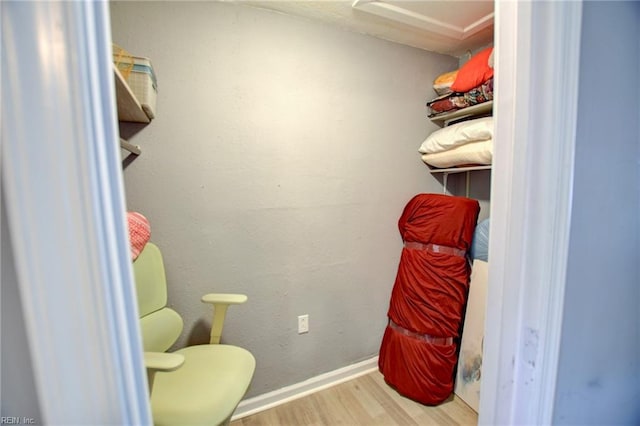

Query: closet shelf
[113,64,151,123]
[429,101,493,126]
[428,165,491,174]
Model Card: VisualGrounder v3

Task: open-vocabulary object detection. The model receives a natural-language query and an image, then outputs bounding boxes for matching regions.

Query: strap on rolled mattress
[389,320,454,346]
[404,241,465,258]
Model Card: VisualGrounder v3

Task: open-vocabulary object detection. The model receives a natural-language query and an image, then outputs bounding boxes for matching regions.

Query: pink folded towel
[127,211,150,261]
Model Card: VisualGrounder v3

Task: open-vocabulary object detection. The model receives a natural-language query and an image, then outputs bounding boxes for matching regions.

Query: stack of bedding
[427,47,494,117]
[419,116,493,168]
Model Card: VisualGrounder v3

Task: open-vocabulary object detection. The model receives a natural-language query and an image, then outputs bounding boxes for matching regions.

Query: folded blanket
[433,69,458,96]
[427,78,493,117]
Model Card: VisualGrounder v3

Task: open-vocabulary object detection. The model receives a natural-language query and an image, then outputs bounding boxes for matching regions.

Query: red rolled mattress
[379,193,479,405]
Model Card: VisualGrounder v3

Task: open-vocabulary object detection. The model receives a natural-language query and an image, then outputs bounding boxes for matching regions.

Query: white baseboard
[232,356,379,421]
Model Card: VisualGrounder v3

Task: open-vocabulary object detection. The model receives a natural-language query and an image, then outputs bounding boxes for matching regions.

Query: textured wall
[553,2,640,423]
[110,1,457,397]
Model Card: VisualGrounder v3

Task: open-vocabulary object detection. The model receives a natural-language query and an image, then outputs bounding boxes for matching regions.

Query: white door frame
[480,1,582,424]
[2,0,583,423]
[2,1,150,424]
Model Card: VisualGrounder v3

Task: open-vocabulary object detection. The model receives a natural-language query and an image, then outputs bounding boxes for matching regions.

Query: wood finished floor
[231,370,478,426]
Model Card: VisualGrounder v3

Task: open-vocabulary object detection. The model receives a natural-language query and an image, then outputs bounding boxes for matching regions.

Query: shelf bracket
[443,172,449,195]
[120,138,141,156]
[466,171,471,198]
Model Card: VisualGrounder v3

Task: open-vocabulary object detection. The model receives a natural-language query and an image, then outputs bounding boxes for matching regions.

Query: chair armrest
[201,293,247,305]
[144,352,185,392]
[144,352,185,372]
[201,293,248,344]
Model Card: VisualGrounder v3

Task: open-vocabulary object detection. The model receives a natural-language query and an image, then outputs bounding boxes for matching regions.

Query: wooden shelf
[429,101,493,126]
[113,64,150,123]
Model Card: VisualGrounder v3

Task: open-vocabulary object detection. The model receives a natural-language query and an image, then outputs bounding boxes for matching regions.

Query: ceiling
[238,0,494,57]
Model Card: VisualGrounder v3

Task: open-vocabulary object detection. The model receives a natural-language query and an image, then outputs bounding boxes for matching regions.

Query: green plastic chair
[133,242,255,426]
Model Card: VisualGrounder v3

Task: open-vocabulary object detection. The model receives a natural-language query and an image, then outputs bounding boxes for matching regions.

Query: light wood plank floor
[231,370,478,426]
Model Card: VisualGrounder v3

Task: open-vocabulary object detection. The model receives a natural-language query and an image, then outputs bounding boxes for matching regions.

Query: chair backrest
[133,242,183,352]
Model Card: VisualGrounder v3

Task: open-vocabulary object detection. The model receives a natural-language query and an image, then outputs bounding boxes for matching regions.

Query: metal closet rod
[120,138,141,155]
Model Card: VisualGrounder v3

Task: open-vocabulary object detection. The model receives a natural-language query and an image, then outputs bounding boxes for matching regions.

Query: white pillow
[421,139,493,168]
[419,116,493,154]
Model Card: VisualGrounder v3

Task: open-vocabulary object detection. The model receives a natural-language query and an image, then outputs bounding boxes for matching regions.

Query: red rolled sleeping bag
[379,193,479,405]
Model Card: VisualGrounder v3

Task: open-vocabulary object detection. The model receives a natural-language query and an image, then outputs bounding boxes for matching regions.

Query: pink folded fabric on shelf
[127,211,150,261]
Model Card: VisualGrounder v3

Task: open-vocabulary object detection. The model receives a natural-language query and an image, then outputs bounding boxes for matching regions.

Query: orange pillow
[450,47,494,93]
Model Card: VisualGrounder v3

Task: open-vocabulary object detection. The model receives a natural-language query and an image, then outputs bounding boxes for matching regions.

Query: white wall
[553,2,640,423]
[110,1,457,397]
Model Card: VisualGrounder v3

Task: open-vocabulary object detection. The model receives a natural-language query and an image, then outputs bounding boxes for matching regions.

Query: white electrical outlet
[297,314,309,334]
